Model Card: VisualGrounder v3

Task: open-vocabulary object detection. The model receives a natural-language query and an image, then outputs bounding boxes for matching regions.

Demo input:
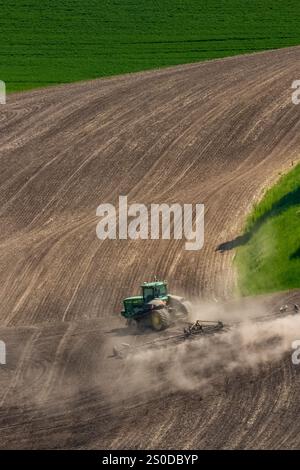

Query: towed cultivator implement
[113,319,225,359]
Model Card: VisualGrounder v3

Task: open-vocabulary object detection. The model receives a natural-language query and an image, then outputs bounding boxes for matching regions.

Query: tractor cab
[121,280,168,319]
[141,281,168,303]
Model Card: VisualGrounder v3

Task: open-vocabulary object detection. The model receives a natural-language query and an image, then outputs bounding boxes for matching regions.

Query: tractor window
[158,285,167,296]
[143,287,154,302]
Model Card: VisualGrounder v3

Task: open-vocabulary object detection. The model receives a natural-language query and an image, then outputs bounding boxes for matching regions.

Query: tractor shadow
[216,187,300,252]
[107,326,152,337]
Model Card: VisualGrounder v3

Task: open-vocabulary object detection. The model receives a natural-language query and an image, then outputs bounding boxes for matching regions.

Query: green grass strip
[235,163,300,295]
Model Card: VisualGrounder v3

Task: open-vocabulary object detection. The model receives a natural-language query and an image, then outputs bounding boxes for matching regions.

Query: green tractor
[121,279,192,331]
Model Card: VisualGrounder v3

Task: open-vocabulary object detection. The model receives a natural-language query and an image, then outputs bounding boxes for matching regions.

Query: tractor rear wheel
[126,318,135,328]
[151,308,171,331]
[179,300,193,317]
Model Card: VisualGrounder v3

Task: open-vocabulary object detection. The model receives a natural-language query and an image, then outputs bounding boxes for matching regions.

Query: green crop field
[235,164,300,296]
[1,0,300,92]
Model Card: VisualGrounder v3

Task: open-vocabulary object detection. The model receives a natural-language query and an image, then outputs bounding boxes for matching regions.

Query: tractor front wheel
[151,308,171,331]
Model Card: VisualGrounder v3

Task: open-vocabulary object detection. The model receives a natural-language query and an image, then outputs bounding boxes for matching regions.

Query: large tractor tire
[179,300,193,317]
[126,318,136,328]
[168,294,193,319]
[151,308,171,331]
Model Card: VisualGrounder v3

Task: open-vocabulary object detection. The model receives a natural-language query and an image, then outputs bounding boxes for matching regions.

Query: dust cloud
[118,301,300,399]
